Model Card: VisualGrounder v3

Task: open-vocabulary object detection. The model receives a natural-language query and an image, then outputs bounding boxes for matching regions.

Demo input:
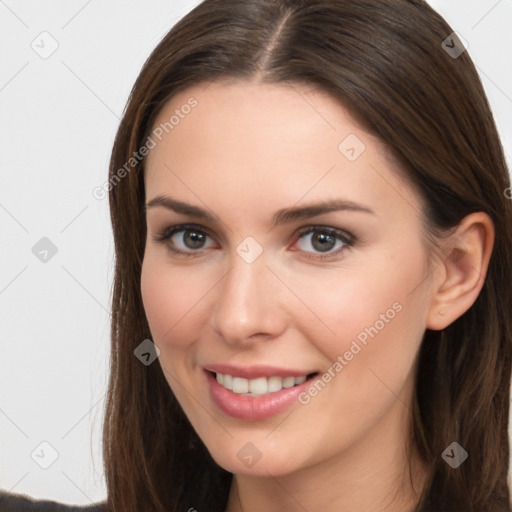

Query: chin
[204,438,309,477]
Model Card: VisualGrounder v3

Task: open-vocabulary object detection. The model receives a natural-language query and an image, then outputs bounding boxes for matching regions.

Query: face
[141,80,435,477]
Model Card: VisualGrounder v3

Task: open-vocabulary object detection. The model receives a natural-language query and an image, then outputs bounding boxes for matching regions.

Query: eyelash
[153,223,355,261]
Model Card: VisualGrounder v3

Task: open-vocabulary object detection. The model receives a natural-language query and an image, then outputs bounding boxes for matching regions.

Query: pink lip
[204,363,314,379]
[204,369,318,421]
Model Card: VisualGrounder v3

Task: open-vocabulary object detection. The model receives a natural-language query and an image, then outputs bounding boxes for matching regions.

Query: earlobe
[426,212,494,331]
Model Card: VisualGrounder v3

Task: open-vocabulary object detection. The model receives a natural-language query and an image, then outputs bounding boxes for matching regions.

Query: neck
[226,455,426,512]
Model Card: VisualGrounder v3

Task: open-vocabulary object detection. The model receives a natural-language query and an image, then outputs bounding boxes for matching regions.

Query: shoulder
[0,491,106,512]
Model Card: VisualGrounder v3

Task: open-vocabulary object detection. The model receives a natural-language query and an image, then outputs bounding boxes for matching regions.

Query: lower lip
[205,370,316,421]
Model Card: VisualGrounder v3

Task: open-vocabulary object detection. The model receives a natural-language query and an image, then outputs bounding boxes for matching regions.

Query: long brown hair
[104,0,512,510]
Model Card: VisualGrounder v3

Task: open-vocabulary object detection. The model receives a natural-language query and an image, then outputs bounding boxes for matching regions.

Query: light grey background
[1,0,511,505]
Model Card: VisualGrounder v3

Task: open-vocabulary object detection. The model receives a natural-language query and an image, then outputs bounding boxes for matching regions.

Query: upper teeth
[215,373,308,396]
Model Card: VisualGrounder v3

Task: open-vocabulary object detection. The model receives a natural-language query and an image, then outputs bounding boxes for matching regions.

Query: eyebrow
[145,195,375,227]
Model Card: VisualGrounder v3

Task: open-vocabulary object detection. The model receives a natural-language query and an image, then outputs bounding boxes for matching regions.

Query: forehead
[144,80,422,224]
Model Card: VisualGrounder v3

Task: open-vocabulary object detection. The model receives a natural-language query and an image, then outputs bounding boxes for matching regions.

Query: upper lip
[204,364,317,379]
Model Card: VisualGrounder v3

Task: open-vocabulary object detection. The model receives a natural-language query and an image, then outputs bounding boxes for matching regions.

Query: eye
[292,226,354,260]
[153,223,215,257]
[153,223,355,260]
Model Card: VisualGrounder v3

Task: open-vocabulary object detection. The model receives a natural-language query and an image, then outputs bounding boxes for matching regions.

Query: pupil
[184,231,204,249]
[313,232,335,252]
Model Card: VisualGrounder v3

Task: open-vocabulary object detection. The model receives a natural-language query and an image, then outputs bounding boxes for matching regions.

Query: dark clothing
[0,492,106,512]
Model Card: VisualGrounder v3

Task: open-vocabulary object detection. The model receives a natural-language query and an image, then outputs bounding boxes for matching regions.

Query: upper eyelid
[156,223,215,241]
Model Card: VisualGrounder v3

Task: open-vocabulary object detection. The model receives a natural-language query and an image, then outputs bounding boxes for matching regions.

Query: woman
[3,0,511,510]
[106,0,512,510]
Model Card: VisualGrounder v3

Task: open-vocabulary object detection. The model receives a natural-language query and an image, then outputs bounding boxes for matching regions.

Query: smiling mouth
[209,371,319,397]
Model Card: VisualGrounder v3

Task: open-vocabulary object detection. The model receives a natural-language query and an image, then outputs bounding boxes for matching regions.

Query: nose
[210,249,287,346]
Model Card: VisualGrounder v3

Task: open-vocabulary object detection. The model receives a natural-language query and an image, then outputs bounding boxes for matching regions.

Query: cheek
[140,251,211,349]
[283,251,428,449]
[291,243,429,372]
[140,253,208,405]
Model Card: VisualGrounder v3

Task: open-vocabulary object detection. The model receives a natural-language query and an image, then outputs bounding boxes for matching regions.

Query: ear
[426,212,494,331]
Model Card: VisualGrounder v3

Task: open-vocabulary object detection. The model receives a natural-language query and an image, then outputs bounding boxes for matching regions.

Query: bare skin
[140,80,494,512]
